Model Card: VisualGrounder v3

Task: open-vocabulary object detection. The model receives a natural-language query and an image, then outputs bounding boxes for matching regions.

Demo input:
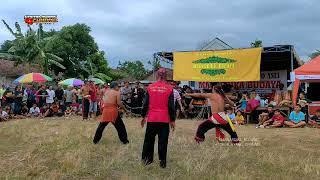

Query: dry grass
[0,117,320,180]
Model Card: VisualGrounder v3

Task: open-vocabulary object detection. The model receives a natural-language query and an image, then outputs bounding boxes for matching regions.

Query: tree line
[0,20,161,82]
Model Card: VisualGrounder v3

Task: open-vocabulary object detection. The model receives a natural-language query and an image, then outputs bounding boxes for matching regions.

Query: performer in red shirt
[141,68,176,168]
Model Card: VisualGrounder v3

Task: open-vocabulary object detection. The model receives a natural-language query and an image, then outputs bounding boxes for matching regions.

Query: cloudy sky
[0,0,319,67]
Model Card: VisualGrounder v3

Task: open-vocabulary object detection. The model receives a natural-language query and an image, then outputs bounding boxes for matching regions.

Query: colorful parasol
[89,77,105,85]
[13,73,52,84]
[58,78,84,86]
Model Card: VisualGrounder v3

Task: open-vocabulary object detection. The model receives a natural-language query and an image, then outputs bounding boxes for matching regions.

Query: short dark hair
[296,105,302,108]
[274,109,280,112]
[110,81,119,89]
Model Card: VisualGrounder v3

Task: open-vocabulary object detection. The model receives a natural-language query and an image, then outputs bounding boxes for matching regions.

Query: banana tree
[81,58,112,82]
[0,20,66,74]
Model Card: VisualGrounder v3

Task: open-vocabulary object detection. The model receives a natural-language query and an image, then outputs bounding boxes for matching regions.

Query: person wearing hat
[141,68,176,168]
[93,81,129,144]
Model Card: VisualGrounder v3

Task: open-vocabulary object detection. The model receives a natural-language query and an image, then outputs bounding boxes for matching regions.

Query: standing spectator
[284,105,306,128]
[64,86,73,106]
[3,87,14,110]
[0,84,5,107]
[171,82,185,118]
[77,87,82,105]
[26,86,36,109]
[238,93,249,112]
[120,82,132,106]
[131,82,145,114]
[55,85,65,106]
[297,92,310,116]
[46,86,55,106]
[89,81,98,118]
[13,86,23,115]
[81,81,91,120]
[36,85,48,107]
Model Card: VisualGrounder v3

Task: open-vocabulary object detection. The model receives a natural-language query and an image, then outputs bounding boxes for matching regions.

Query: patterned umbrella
[58,78,84,86]
[13,73,52,84]
[89,77,105,85]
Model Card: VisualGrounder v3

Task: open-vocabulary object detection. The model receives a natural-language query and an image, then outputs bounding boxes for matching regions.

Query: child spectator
[0,106,9,121]
[308,109,320,128]
[21,104,30,117]
[40,105,49,117]
[65,106,73,116]
[235,110,245,125]
[262,109,285,128]
[284,105,306,128]
[29,103,41,117]
[226,108,235,123]
[238,93,248,112]
[256,105,274,128]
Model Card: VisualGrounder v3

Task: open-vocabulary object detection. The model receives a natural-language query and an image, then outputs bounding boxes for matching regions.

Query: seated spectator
[65,106,73,116]
[308,109,320,128]
[44,102,64,117]
[284,105,306,128]
[234,110,245,125]
[262,109,285,128]
[29,103,41,117]
[21,104,30,117]
[256,105,274,128]
[40,104,49,117]
[279,91,292,107]
[226,108,235,123]
[0,106,9,121]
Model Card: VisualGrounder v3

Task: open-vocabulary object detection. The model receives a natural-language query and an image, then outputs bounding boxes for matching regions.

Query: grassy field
[0,117,320,180]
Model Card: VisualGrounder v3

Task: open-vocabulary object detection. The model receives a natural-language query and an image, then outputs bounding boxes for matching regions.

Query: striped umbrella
[13,73,52,84]
[59,78,84,86]
[89,77,105,85]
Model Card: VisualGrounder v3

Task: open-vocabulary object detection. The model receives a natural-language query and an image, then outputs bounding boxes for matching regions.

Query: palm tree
[0,20,65,74]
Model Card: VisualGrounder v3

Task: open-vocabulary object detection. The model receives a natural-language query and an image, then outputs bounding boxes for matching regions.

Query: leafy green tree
[117,60,148,80]
[0,40,14,53]
[0,20,65,74]
[82,51,112,81]
[46,23,99,77]
[250,39,263,48]
[309,50,320,59]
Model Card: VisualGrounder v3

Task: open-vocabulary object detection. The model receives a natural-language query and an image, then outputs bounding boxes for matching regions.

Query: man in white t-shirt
[46,86,55,105]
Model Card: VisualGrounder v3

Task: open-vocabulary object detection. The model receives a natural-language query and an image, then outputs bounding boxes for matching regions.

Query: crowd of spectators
[1,81,319,129]
[0,80,106,122]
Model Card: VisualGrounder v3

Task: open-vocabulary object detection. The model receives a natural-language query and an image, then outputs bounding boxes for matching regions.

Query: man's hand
[170,121,175,131]
[141,118,146,128]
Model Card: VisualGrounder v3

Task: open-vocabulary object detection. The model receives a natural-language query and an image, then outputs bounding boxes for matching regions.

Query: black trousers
[83,98,90,119]
[142,122,169,163]
[93,116,129,144]
[196,120,238,141]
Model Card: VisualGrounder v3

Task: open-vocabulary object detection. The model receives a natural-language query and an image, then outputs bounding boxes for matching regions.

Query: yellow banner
[173,48,262,82]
